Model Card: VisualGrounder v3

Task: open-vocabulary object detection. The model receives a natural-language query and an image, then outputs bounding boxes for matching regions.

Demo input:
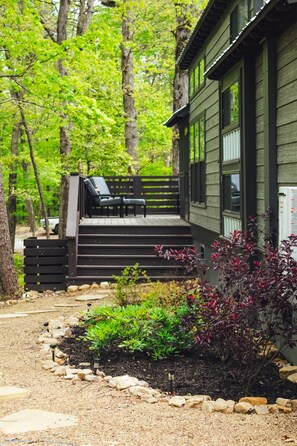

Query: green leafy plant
[83,299,201,360]
[13,253,24,287]
[113,263,150,306]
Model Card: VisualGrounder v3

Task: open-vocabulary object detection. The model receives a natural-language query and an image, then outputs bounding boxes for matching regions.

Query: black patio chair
[90,176,146,217]
[84,178,123,218]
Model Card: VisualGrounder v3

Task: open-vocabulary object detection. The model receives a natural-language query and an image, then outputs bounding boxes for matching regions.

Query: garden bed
[60,327,297,403]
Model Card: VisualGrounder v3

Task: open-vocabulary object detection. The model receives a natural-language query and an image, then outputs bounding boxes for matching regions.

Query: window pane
[238,0,248,31]
[223,173,240,213]
[194,121,199,162]
[199,58,204,88]
[199,118,205,161]
[255,0,264,13]
[190,71,194,97]
[222,82,239,128]
[189,125,194,163]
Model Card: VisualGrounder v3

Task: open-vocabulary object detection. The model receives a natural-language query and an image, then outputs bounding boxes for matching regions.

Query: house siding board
[277,22,297,188]
[205,15,231,68]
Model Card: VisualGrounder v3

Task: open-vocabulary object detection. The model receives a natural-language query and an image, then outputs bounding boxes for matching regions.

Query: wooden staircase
[66,217,195,285]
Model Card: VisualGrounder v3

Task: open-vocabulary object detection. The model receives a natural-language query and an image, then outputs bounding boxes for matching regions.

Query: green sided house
[165,0,297,362]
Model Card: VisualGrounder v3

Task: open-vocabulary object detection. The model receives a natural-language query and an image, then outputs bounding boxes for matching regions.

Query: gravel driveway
[0,292,296,446]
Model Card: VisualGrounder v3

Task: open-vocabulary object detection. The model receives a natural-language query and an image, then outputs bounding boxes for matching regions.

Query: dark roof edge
[163,104,189,127]
[205,0,294,80]
[178,0,228,70]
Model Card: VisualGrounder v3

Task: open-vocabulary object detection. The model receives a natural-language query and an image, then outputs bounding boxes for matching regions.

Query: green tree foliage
[0,0,206,223]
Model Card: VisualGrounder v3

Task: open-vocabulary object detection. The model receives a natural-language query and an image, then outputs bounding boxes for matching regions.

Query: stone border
[38,312,297,416]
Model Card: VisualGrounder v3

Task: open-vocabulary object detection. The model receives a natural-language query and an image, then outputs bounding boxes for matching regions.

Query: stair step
[66,275,191,285]
[78,234,193,245]
[78,244,195,255]
[79,225,192,235]
[77,254,178,266]
[76,265,183,277]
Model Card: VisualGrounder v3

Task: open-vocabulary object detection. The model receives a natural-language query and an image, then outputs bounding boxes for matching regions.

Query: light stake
[50,344,56,362]
[93,357,100,375]
[87,303,92,312]
[168,369,176,396]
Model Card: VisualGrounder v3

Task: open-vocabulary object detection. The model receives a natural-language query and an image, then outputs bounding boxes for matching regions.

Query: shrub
[113,263,150,306]
[138,280,199,308]
[156,216,297,386]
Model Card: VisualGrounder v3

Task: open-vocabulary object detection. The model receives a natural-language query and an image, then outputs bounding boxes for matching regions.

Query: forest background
[0,0,206,296]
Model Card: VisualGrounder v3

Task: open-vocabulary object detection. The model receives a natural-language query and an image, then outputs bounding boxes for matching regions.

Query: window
[230,1,249,42]
[221,72,242,236]
[189,114,206,204]
[189,57,205,98]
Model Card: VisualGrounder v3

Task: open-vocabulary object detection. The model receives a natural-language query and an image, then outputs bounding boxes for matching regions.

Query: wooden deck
[80,215,191,227]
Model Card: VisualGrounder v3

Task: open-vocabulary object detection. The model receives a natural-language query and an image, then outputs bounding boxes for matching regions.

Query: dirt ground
[0,292,296,446]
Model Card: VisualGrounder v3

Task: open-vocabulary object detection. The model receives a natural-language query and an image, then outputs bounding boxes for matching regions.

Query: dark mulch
[60,327,297,403]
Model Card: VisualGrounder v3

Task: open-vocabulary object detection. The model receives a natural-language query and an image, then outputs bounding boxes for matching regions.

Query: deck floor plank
[80,215,190,227]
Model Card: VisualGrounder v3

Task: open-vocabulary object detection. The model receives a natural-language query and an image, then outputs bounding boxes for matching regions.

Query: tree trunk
[17,102,50,239]
[121,2,139,171]
[172,4,192,175]
[77,0,95,36]
[0,166,20,299]
[8,122,20,251]
[21,161,36,236]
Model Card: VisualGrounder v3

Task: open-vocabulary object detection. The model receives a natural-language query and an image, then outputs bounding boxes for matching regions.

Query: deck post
[66,174,81,278]
[132,176,142,215]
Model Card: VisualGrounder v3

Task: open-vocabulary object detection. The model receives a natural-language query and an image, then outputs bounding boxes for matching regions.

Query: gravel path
[0,292,296,446]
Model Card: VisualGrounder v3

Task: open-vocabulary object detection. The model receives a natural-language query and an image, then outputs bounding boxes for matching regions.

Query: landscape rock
[0,387,30,402]
[100,282,110,289]
[277,404,292,413]
[90,282,100,289]
[213,398,228,412]
[67,285,79,293]
[53,366,67,376]
[202,401,215,413]
[129,386,156,398]
[254,405,270,415]
[223,400,236,414]
[42,360,57,370]
[234,402,254,414]
[85,374,99,382]
[108,375,140,390]
[48,319,63,330]
[267,404,279,414]
[55,348,67,359]
[51,328,72,338]
[78,284,91,291]
[79,362,91,368]
[239,397,268,405]
[168,396,186,407]
[146,397,159,404]
[287,373,297,384]
[276,397,291,407]
[65,316,80,327]
[291,400,297,412]
[185,394,211,408]
[279,365,297,380]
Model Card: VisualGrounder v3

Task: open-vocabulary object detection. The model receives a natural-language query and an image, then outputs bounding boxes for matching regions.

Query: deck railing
[65,174,180,279]
[105,175,180,214]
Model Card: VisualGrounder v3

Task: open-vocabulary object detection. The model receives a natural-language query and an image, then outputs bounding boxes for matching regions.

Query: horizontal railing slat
[24,239,68,292]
